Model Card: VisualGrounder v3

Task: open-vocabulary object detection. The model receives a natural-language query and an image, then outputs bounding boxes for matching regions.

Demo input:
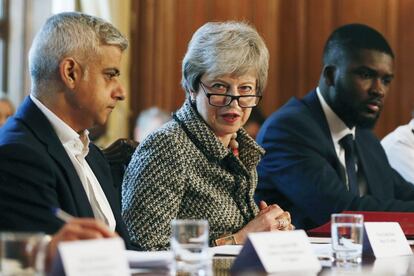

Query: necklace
[229,132,239,157]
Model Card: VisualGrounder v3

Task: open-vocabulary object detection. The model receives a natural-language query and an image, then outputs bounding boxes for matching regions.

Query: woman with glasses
[122,21,294,251]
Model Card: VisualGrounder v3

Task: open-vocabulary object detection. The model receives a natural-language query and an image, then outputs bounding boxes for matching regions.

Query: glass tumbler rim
[331,213,364,222]
[331,213,364,218]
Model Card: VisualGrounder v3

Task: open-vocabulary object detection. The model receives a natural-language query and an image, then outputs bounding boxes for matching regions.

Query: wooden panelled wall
[129,0,414,138]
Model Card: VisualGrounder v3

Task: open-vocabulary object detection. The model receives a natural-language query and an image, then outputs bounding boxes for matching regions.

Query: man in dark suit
[255,23,414,230]
[0,12,133,258]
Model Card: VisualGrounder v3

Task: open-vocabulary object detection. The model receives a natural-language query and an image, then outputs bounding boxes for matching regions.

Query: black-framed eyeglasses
[199,81,262,108]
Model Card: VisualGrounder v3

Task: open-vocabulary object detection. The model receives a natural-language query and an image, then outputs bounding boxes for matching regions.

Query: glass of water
[0,232,48,276]
[170,219,211,275]
[331,213,364,266]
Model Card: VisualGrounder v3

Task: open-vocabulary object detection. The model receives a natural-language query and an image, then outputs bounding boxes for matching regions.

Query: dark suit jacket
[0,97,133,249]
[255,90,414,230]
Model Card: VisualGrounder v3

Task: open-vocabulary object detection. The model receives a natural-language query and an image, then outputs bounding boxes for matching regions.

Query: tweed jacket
[122,100,264,250]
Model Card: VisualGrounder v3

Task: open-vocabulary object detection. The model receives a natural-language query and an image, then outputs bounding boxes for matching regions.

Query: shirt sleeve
[382,132,414,184]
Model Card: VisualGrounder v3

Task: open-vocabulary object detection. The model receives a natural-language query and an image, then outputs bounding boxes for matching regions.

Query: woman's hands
[259,201,294,231]
[234,201,295,244]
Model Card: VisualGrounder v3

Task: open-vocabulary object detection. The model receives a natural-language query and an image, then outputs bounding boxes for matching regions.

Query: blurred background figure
[244,107,266,140]
[0,92,14,127]
[381,114,414,184]
[133,107,171,142]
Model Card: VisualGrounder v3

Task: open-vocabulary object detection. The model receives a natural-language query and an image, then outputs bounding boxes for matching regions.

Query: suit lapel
[17,97,94,217]
[302,91,335,147]
[301,90,347,184]
[86,147,120,214]
[86,145,131,246]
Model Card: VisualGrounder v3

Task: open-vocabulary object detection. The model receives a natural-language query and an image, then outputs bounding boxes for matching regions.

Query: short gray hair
[29,12,128,88]
[181,21,269,97]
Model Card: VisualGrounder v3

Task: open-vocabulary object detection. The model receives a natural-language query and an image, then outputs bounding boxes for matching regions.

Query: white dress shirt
[381,119,414,184]
[316,88,367,195]
[30,95,116,231]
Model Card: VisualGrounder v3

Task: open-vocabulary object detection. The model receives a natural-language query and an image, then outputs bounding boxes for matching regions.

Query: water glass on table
[331,213,364,266]
[0,232,49,276]
[170,219,211,275]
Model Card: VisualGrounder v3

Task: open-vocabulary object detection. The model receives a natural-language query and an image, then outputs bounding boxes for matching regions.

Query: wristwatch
[214,234,238,246]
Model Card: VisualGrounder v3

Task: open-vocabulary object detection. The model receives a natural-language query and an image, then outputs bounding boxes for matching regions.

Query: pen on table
[52,207,75,222]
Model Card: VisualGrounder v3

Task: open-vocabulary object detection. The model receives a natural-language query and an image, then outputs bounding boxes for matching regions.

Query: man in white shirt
[0,12,135,264]
[382,119,414,184]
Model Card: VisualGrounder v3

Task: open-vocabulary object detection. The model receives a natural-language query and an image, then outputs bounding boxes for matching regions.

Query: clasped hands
[234,200,295,244]
[256,200,295,231]
[257,200,295,231]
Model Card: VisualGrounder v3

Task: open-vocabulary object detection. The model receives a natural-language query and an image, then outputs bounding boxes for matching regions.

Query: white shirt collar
[30,94,89,157]
[316,87,355,143]
[30,95,115,230]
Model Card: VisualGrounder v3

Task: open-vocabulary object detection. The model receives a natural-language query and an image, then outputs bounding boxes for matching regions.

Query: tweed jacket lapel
[238,128,265,171]
[173,100,264,174]
[301,90,347,184]
[174,100,229,161]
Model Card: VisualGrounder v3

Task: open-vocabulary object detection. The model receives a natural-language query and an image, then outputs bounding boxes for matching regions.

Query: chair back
[102,138,139,202]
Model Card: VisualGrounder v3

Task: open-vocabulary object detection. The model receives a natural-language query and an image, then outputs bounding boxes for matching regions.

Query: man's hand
[46,219,117,270]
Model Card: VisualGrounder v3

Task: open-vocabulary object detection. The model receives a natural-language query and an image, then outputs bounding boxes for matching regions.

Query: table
[215,255,414,276]
[132,247,414,275]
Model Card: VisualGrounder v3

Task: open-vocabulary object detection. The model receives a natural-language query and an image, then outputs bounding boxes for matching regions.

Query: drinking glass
[331,214,364,266]
[170,219,211,275]
[0,232,48,276]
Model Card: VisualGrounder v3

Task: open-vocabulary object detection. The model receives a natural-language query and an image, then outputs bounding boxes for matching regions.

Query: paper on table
[209,242,330,257]
[311,243,332,257]
[126,250,173,268]
[208,245,242,256]
[309,237,331,244]
[127,245,241,269]
[311,243,333,267]
[58,237,129,276]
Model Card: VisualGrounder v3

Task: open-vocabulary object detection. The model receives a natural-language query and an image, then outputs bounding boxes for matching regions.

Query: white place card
[58,237,129,276]
[372,255,412,275]
[364,222,413,258]
[231,230,321,274]
[208,245,242,256]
